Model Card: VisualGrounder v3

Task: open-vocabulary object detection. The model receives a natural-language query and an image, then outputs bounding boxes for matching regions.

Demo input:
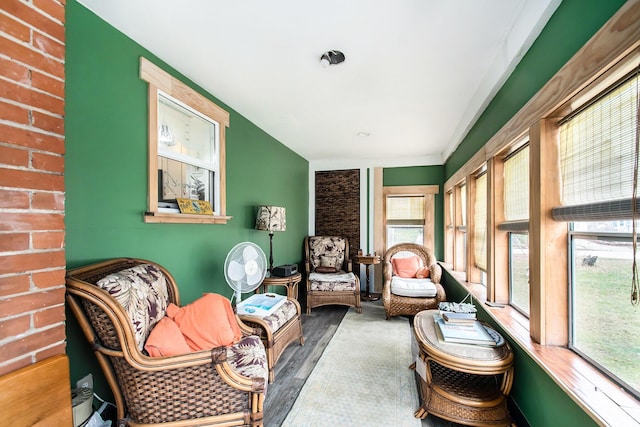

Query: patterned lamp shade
[255,206,286,232]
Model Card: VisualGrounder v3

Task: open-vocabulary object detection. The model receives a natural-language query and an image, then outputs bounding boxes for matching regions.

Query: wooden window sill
[143,212,232,224]
[440,263,640,427]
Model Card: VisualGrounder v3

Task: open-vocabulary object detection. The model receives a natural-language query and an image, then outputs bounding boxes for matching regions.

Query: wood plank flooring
[263,301,464,427]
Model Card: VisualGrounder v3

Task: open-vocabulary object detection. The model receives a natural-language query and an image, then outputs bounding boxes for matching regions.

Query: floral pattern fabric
[260,299,298,332]
[96,264,169,351]
[309,272,357,291]
[227,334,269,385]
[308,236,347,271]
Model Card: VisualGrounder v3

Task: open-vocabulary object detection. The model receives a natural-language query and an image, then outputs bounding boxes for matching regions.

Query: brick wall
[0,0,66,376]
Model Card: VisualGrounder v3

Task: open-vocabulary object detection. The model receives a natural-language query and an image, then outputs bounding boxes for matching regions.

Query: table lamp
[255,205,286,273]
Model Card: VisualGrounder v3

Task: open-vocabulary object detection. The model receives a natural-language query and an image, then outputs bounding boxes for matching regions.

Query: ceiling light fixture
[320,50,345,68]
[357,132,370,137]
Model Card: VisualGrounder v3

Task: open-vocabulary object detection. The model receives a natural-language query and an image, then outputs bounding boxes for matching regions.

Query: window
[502,146,530,314]
[140,57,230,224]
[386,195,425,247]
[455,183,467,272]
[556,71,640,397]
[473,173,487,274]
[382,185,439,251]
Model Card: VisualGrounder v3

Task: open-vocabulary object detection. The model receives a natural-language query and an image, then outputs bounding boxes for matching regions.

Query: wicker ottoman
[239,298,304,383]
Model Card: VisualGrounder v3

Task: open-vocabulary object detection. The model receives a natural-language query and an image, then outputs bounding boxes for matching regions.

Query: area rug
[281,302,421,427]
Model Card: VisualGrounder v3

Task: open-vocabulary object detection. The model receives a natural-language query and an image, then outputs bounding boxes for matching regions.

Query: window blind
[474,173,487,271]
[555,72,639,221]
[386,196,425,225]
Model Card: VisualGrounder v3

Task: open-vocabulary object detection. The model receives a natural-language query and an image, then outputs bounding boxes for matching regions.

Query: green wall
[65,0,308,398]
[442,1,628,425]
[383,166,445,260]
[445,0,627,179]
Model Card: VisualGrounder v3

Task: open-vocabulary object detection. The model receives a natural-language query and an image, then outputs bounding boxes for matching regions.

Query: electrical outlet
[76,373,93,390]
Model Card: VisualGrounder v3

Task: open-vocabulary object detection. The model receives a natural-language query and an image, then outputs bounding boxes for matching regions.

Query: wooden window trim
[139,57,231,224]
[381,185,439,250]
[442,3,640,424]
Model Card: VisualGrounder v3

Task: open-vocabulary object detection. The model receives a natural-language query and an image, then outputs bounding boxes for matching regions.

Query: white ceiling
[77,0,560,168]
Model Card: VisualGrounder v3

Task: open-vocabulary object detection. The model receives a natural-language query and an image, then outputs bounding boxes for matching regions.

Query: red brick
[35,342,66,363]
[34,305,65,328]
[0,315,31,340]
[0,35,64,79]
[33,0,65,24]
[0,168,64,192]
[0,189,29,209]
[31,110,64,135]
[0,275,30,297]
[32,151,64,173]
[0,356,32,376]
[32,191,64,210]
[0,77,64,115]
[0,251,65,275]
[32,269,64,289]
[0,123,64,154]
[0,232,30,252]
[0,288,65,317]
[2,0,65,43]
[0,57,30,84]
[32,231,64,249]
[0,144,29,167]
[32,32,64,61]
[0,324,65,364]
[31,71,64,100]
[0,100,29,125]
[0,13,30,42]
[0,212,64,232]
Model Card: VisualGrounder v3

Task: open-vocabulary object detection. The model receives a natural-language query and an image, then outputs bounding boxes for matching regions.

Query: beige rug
[281,302,421,427]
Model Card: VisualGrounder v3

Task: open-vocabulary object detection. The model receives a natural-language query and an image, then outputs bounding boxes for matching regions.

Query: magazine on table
[433,314,497,346]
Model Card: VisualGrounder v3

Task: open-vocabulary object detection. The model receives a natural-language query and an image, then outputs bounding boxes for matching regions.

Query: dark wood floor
[263,301,464,427]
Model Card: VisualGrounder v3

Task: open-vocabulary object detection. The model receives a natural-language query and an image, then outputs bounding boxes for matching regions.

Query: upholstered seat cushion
[226,335,269,385]
[309,271,357,291]
[390,276,437,297]
[256,299,298,333]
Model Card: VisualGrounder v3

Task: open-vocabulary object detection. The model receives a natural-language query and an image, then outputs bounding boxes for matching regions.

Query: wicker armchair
[66,258,267,427]
[304,236,361,314]
[382,243,446,320]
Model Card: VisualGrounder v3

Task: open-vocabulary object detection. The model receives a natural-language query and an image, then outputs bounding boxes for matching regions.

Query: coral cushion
[416,266,430,278]
[167,293,242,350]
[392,256,422,278]
[144,316,191,357]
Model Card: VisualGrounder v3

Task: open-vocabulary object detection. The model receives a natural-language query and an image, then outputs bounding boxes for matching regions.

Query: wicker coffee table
[412,310,514,426]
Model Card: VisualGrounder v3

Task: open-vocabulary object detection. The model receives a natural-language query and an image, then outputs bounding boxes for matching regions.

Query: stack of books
[433,313,497,346]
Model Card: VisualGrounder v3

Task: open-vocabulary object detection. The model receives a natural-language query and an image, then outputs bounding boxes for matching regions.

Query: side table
[412,309,514,426]
[259,272,302,300]
[353,254,381,301]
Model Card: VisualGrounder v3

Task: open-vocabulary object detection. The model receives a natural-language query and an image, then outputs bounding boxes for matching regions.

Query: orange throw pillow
[392,256,421,278]
[416,266,430,278]
[144,316,191,357]
[167,293,242,350]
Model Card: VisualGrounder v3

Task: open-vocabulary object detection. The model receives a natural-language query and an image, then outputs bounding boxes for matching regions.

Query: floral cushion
[308,236,347,271]
[259,299,298,332]
[96,264,169,351]
[226,335,269,385]
[309,271,357,291]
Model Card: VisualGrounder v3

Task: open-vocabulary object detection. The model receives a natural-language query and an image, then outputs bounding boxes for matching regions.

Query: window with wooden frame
[382,185,439,251]
[454,182,467,273]
[140,57,231,224]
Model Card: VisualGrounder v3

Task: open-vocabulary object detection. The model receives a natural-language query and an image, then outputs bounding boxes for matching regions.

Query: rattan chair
[304,236,361,314]
[66,258,267,427]
[382,243,446,319]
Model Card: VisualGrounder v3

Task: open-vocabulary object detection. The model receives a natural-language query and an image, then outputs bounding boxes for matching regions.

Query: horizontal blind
[386,196,425,224]
[504,146,529,221]
[474,174,487,271]
[557,73,639,220]
[460,184,467,226]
